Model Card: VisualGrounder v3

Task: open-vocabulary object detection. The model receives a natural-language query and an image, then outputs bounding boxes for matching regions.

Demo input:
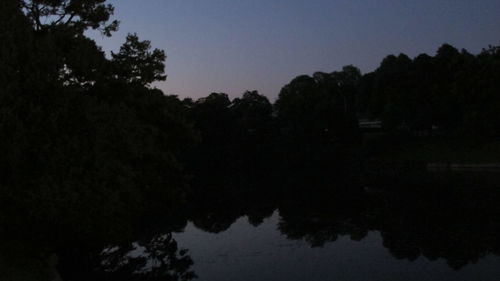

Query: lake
[172,209,500,281]
[85,173,500,281]
[3,172,500,281]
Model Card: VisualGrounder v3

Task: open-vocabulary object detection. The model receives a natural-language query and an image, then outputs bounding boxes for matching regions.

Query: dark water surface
[173,210,500,281]
[131,173,500,281]
[3,173,500,280]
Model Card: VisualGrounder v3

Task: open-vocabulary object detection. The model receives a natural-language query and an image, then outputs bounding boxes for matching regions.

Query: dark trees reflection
[373,179,500,270]
[288,178,500,270]
[185,171,500,271]
[59,233,196,281]
[4,172,492,280]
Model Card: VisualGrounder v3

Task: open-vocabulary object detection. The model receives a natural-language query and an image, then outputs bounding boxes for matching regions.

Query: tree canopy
[112,33,167,86]
[0,0,196,247]
[20,0,119,35]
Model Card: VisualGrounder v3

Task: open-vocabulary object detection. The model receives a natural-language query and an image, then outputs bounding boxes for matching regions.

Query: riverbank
[364,135,500,164]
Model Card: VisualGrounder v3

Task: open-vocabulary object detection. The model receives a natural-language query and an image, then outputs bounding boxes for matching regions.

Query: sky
[91,0,500,100]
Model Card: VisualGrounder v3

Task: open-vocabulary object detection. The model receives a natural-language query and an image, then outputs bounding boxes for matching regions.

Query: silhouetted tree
[0,0,197,249]
[274,68,361,175]
[20,0,118,35]
[111,33,167,86]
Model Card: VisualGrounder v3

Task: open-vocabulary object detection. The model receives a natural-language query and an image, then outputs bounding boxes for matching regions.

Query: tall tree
[0,0,197,248]
[112,33,167,87]
[20,0,118,35]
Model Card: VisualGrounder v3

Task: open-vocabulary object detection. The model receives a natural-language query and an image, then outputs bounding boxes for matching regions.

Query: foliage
[360,43,500,137]
[0,0,196,247]
[20,0,119,35]
[112,33,167,86]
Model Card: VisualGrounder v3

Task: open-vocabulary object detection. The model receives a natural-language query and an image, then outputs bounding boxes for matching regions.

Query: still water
[5,174,500,281]
[173,210,500,281]
[68,176,500,281]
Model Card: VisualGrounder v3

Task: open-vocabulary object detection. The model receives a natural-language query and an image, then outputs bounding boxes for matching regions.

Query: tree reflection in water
[99,233,196,280]
[2,173,500,280]
[273,175,500,270]
[185,172,500,271]
[58,233,196,281]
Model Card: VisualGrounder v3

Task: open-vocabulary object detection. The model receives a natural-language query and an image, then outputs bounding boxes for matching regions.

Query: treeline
[359,43,500,137]
[184,41,500,186]
[184,66,362,194]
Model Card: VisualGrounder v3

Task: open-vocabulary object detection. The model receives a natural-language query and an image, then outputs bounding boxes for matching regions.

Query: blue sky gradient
[91,0,500,100]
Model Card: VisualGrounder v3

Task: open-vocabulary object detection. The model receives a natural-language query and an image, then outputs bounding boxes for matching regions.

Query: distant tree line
[184,66,363,195]
[359,43,500,137]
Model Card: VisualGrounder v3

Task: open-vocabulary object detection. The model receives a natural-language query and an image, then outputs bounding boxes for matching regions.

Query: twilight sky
[91,0,500,100]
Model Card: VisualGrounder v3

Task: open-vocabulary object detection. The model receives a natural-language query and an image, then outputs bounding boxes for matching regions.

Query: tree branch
[65,13,76,25]
[31,3,43,30]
